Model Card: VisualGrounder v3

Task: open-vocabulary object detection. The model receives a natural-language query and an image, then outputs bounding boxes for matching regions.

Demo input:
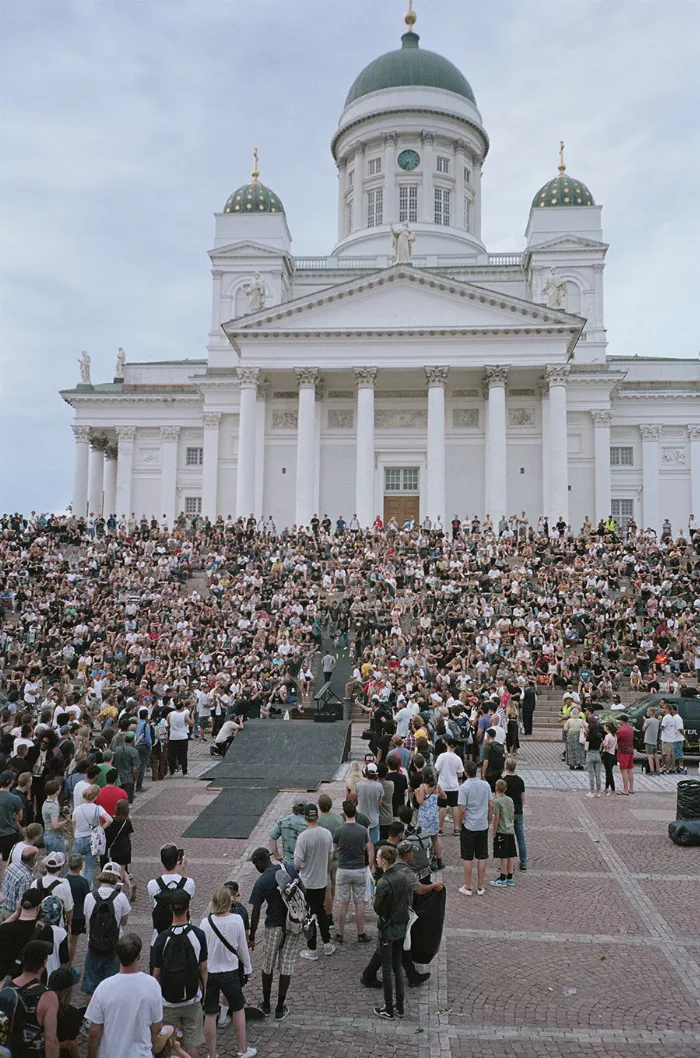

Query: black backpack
[152,877,187,935]
[159,926,200,1004]
[88,890,120,956]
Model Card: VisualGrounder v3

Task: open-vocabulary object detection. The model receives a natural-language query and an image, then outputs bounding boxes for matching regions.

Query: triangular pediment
[529,234,608,253]
[222,265,582,336]
[209,240,290,261]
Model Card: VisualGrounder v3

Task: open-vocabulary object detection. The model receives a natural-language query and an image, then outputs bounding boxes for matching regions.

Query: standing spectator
[2,845,39,910]
[584,719,603,797]
[481,728,506,790]
[199,887,255,1058]
[385,755,408,814]
[601,723,618,795]
[36,895,71,976]
[72,786,113,882]
[321,651,336,684]
[671,703,686,774]
[456,760,493,897]
[268,800,307,871]
[503,757,527,872]
[294,804,335,961]
[415,767,445,870]
[317,794,344,926]
[489,779,517,888]
[659,700,676,774]
[147,845,195,946]
[113,733,140,804]
[152,891,207,1058]
[41,779,69,858]
[167,700,193,777]
[434,739,464,835]
[615,715,636,796]
[101,800,134,878]
[0,888,44,979]
[377,763,395,840]
[248,847,301,1021]
[66,853,91,966]
[521,681,536,737]
[371,846,410,1020]
[30,851,74,931]
[83,862,131,999]
[3,940,59,1058]
[134,709,153,792]
[355,764,383,845]
[86,933,163,1058]
[642,706,660,775]
[334,800,373,945]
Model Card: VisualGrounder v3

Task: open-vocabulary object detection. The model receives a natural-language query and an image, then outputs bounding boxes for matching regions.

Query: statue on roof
[115,347,126,379]
[243,271,266,313]
[543,268,566,309]
[391,222,415,265]
[78,350,91,385]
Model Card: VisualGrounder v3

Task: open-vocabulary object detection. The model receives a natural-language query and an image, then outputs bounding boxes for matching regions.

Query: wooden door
[384,495,419,525]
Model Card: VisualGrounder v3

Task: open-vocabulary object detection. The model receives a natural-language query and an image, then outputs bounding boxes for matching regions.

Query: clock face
[398,149,420,172]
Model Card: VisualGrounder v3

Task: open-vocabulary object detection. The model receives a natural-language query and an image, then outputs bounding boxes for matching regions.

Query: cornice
[614,390,700,402]
[233,326,578,341]
[62,392,200,406]
[331,107,489,160]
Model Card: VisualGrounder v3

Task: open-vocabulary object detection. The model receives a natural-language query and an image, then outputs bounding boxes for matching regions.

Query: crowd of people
[0,507,697,1054]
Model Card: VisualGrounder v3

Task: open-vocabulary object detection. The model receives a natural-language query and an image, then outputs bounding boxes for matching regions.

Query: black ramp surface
[200,719,351,788]
[183,788,276,839]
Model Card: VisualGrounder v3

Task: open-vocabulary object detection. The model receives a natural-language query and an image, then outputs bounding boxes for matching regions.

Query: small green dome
[345,30,476,107]
[223,180,284,215]
[533,170,594,209]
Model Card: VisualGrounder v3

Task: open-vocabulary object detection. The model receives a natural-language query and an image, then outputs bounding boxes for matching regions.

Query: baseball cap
[102,861,122,876]
[21,889,43,910]
[293,797,306,809]
[124,731,136,741]
[486,727,497,738]
[396,840,413,856]
[304,803,319,820]
[48,968,74,992]
[45,852,66,870]
[0,771,14,785]
[40,896,63,925]
[365,762,378,774]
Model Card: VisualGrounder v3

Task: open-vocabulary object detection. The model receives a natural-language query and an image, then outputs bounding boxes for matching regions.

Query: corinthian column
[689,424,700,522]
[295,368,319,527]
[640,423,662,532]
[202,413,221,519]
[425,366,448,526]
[235,367,260,518]
[354,367,377,526]
[485,366,508,520]
[591,411,612,524]
[115,427,136,518]
[160,426,180,527]
[103,446,118,519]
[88,441,105,517]
[71,425,91,517]
[546,365,570,524]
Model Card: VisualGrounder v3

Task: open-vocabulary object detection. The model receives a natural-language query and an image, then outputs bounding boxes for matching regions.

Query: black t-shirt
[249,864,287,928]
[385,772,408,811]
[0,920,40,977]
[483,742,505,779]
[503,774,525,815]
[67,874,90,920]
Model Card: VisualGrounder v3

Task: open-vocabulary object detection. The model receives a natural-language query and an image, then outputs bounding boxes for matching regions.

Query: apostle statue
[78,350,91,385]
[243,272,266,313]
[391,222,415,265]
[543,268,567,309]
[115,346,126,378]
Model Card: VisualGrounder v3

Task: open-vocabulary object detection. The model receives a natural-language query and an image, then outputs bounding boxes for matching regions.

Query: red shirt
[96,785,127,817]
[616,723,634,756]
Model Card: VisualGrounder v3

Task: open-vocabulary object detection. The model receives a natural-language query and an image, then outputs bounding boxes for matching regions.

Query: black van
[601,695,700,757]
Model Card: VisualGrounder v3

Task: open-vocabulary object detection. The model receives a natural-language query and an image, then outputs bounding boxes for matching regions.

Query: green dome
[345,30,476,107]
[223,180,284,215]
[533,170,594,209]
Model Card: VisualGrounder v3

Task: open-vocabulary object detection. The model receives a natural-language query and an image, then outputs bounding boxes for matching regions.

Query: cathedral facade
[61,11,700,533]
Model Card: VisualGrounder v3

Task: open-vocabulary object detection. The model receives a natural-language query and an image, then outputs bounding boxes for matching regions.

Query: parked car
[596,694,700,756]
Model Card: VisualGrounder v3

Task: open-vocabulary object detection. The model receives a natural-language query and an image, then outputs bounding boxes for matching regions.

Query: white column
[540,383,550,519]
[689,425,700,522]
[255,379,269,518]
[355,145,366,227]
[209,269,223,336]
[383,133,397,224]
[234,368,259,518]
[337,158,347,241]
[485,366,508,521]
[547,365,570,525]
[425,366,448,526]
[201,413,221,520]
[640,423,662,533]
[420,131,435,223]
[71,425,90,517]
[103,449,118,519]
[354,367,377,526]
[115,426,135,519]
[88,444,104,516]
[159,426,180,528]
[592,411,612,524]
[454,139,467,229]
[295,368,319,527]
[472,160,483,241]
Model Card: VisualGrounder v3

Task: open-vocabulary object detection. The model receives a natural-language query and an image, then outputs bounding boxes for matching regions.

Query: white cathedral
[62,7,700,534]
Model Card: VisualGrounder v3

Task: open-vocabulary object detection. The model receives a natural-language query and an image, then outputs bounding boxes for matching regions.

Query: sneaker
[438,829,444,836]
[395,1008,405,1019]
[585,792,595,798]
[255,1003,271,1018]
[274,1005,289,1022]
[238,1050,257,1058]
[458,885,472,896]
[218,1012,231,1028]
[489,879,507,888]
[374,1007,394,1020]
[334,933,344,944]
[357,933,369,943]
[505,878,515,887]
[452,828,460,836]
[360,976,383,989]
[300,949,319,961]
[519,864,527,871]
[476,887,486,896]
[323,942,336,957]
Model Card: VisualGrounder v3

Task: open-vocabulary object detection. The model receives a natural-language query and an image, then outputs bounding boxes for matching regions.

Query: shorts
[262,925,302,976]
[203,970,244,1015]
[0,833,19,862]
[673,742,684,760]
[162,1000,204,1049]
[336,867,367,903]
[198,717,211,730]
[445,790,459,808]
[644,744,658,756]
[617,752,634,770]
[71,917,86,937]
[493,833,517,859]
[460,828,489,861]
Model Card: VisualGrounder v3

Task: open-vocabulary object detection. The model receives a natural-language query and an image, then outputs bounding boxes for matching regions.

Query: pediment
[223,265,582,336]
[209,240,290,260]
[529,235,608,253]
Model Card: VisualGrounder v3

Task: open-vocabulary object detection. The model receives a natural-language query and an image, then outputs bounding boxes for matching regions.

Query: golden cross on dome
[251,148,260,183]
[558,140,566,175]
[405,0,417,30]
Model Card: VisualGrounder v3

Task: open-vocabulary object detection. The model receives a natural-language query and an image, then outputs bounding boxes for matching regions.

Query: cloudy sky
[2,0,699,512]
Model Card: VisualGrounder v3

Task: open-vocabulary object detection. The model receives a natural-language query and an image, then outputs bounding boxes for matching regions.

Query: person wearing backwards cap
[355,763,383,845]
[267,799,307,871]
[294,804,335,962]
[0,887,44,979]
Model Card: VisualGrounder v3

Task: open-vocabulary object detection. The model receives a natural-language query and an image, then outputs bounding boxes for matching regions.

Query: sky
[1,0,699,512]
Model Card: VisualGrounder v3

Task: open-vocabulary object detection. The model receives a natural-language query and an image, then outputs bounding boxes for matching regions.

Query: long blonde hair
[345,760,363,795]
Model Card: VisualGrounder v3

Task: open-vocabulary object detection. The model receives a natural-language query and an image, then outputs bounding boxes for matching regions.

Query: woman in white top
[72,785,112,882]
[166,699,193,776]
[199,888,254,1058]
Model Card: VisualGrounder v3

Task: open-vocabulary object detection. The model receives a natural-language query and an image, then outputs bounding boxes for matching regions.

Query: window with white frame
[611,498,634,529]
[368,157,382,176]
[399,185,418,223]
[464,197,471,232]
[464,167,471,184]
[346,199,354,235]
[184,496,202,515]
[347,169,354,188]
[434,187,451,226]
[367,188,383,227]
[185,447,203,466]
[610,446,633,467]
[436,155,450,174]
[384,467,419,493]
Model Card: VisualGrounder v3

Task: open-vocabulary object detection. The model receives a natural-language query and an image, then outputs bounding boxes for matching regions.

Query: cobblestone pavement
[99,729,700,1058]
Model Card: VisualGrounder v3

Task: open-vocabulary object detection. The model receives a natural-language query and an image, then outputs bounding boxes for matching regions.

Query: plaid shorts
[263,925,303,976]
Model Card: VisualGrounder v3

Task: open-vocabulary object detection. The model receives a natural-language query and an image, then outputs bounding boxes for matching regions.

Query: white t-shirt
[84,885,131,933]
[73,802,112,837]
[198,912,252,975]
[73,779,91,809]
[493,726,507,746]
[86,971,163,1058]
[435,750,464,792]
[31,874,74,916]
[672,713,685,743]
[660,714,676,743]
[167,710,190,741]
